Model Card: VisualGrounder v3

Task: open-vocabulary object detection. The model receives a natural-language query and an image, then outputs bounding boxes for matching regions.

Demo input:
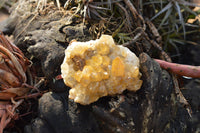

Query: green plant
[143,0,200,54]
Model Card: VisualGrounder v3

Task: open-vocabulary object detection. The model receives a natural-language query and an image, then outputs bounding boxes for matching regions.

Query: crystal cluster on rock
[61,35,142,105]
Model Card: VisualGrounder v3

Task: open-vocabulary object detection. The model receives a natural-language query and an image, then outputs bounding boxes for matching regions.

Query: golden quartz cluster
[61,35,142,105]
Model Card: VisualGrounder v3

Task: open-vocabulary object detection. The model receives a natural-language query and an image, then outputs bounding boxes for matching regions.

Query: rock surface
[0,1,92,80]
[24,53,189,133]
[25,92,101,133]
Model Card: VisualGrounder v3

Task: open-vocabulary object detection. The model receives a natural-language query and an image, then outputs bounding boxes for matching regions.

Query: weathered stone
[25,92,101,133]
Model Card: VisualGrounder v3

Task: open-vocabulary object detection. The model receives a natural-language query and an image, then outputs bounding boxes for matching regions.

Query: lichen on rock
[61,35,142,105]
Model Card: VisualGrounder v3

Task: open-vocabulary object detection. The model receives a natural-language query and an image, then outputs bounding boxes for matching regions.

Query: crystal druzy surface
[61,35,142,105]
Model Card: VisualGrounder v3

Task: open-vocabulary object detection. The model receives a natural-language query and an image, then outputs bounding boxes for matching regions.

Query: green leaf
[188,14,196,19]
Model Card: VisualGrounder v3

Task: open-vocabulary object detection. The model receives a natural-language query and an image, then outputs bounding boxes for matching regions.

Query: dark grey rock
[25,92,101,133]
[24,53,189,133]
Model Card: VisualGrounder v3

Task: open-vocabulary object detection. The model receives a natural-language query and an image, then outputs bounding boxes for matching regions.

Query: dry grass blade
[150,2,172,21]
[0,32,25,57]
[143,0,167,5]
[64,0,72,9]
[175,1,186,39]
[91,0,122,6]
[0,45,26,82]
[158,7,172,29]
[179,0,200,7]
[0,32,42,133]
[0,92,16,100]
[3,87,30,97]
[89,4,110,10]
[182,5,198,17]
[0,69,20,87]
[55,0,60,9]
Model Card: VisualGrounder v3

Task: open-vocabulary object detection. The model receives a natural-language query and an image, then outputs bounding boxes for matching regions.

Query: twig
[122,27,143,47]
[14,92,43,100]
[145,19,162,43]
[115,2,132,32]
[123,0,146,30]
[155,59,200,78]
[144,32,171,61]
[122,0,146,47]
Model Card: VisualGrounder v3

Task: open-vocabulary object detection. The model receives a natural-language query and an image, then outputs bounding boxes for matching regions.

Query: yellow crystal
[61,35,142,105]
[74,70,82,82]
[102,71,109,79]
[96,43,110,55]
[91,72,102,82]
[86,54,102,66]
[111,56,125,77]
[102,56,110,66]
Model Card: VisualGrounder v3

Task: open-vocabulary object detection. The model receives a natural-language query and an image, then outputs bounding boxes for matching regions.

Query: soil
[0,1,200,133]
